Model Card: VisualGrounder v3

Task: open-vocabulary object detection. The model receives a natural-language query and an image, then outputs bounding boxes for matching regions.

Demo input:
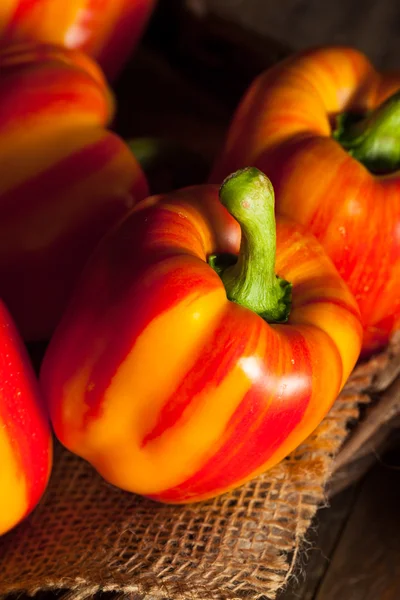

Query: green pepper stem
[334,90,400,174]
[215,167,292,323]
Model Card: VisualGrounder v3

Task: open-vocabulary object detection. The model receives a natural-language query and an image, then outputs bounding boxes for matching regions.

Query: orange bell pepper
[41,168,362,503]
[0,0,157,79]
[211,46,400,356]
[0,300,52,535]
[0,43,148,341]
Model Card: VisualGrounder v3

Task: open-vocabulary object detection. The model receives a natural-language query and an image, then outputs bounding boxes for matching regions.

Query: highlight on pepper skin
[0,0,157,80]
[210,46,400,357]
[0,43,148,341]
[40,169,362,504]
[0,300,52,536]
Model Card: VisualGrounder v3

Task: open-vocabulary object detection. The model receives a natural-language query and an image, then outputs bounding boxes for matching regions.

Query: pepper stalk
[334,90,400,174]
[209,168,292,323]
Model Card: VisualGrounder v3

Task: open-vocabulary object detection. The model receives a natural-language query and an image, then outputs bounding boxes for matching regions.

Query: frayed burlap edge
[0,335,399,600]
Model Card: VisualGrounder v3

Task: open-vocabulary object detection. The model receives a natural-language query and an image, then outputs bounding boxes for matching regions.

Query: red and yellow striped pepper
[41,169,362,503]
[0,300,52,535]
[0,43,148,341]
[0,0,157,79]
[211,46,400,356]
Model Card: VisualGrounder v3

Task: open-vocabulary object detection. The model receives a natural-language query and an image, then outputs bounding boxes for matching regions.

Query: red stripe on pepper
[0,69,108,132]
[1,0,37,41]
[295,295,361,320]
[141,306,261,447]
[0,134,125,217]
[0,301,51,513]
[150,327,312,502]
[81,258,222,425]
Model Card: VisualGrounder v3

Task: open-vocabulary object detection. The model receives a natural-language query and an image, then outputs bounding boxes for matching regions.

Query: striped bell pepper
[41,168,362,503]
[211,46,400,357]
[0,43,148,341]
[0,300,52,536]
[0,0,157,79]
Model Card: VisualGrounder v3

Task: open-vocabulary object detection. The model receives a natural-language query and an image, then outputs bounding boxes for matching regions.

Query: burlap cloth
[0,338,399,600]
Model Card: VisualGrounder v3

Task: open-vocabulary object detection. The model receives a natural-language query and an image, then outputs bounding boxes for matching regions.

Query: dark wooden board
[315,451,400,600]
[276,486,358,600]
[278,447,400,600]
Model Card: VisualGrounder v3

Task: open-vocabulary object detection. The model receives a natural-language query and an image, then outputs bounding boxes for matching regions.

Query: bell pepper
[0,0,157,79]
[40,168,362,503]
[0,43,148,341]
[0,300,52,535]
[211,46,400,356]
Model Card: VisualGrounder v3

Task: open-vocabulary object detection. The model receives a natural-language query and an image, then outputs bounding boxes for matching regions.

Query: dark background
[185,0,400,69]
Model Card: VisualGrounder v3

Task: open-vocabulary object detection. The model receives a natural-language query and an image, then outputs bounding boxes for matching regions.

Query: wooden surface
[278,444,400,600]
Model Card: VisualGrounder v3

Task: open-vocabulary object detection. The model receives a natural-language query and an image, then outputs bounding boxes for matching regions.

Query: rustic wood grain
[315,455,400,600]
[327,376,400,497]
[277,486,358,600]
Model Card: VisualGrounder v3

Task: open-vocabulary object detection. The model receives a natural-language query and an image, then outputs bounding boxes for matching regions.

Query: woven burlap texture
[0,341,398,600]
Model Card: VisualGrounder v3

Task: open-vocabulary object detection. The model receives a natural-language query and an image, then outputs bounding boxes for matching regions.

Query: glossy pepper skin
[0,43,148,341]
[41,170,362,504]
[0,300,52,536]
[0,0,157,80]
[211,46,400,356]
